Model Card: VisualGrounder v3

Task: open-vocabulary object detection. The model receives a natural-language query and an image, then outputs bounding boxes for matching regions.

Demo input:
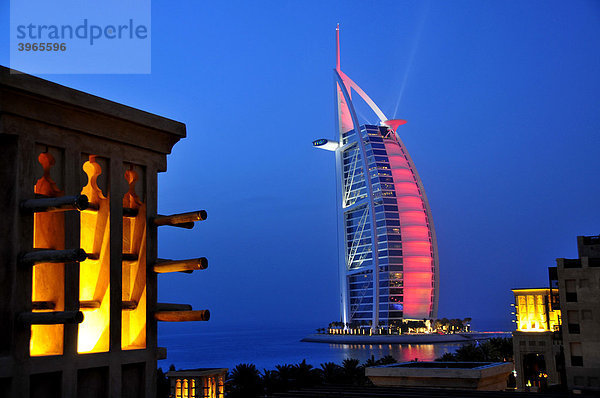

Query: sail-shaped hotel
[313,26,439,326]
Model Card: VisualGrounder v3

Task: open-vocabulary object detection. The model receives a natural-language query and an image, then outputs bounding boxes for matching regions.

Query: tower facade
[314,27,439,326]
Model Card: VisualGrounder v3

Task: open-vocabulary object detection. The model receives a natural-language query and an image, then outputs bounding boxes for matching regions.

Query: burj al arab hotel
[313,26,439,326]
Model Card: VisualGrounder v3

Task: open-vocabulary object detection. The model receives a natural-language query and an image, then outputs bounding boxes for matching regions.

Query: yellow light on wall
[512,289,560,333]
[31,152,65,357]
[78,156,110,353]
[121,167,147,350]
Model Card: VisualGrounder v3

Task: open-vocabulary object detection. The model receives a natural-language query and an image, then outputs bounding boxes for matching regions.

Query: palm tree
[274,364,295,391]
[226,363,262,398]
[363,355,378,368]
[320,362,343,384]
[435,352,456,362]
[294,359,321,388]
[342,358,362,384]
[462,317,472,331]
[261,369,280,396]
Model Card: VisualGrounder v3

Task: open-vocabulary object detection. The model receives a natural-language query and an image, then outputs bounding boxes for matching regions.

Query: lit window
[176,379,182,398]
[182,379,189,398]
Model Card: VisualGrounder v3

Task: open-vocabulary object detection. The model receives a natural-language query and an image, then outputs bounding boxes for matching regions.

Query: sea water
[158,324,466,372]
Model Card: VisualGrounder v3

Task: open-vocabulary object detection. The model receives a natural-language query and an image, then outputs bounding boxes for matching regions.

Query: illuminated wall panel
[122,167,147,350]
[385,138,434,320]
[78,156,110,353]
[391,168,415,182]
[402,242,431,257]
[31,151,65,356]
[513,288,561,332]
[396,196,423,211]
[400,226,430,241]
[399,211,428,226]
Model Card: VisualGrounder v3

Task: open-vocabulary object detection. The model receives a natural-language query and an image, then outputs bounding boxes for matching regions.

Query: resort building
[313,27,439,327]
[0,66,210,397]
[511,287,563,390]
[167,368,226,398]
[556,235,600,392]
[512,234,600,393]
[366,361,513,391]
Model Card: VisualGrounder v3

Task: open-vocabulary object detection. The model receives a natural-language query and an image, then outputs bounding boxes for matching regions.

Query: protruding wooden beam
[153,258,208,274]
[85,205,139,218]
[154,310,210,322]
[123,207,139,218]
[122,301,138,311]
[122,253,138,262]
[79,300,101,310]
[21,194,89,213]
[20,248,87,266]
[156,303,193,312]
[152,211,207,229]
[32,301,56,310]
[18,311,84,325]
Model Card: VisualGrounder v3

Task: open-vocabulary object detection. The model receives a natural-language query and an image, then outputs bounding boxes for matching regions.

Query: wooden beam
[122,301,138,310]
[21,194,89,213]
[152,210,207,228]
[20,248,87,266]
[18,311,84,325]
[122,253,138,262]
[123,207,139,218]
[155,303,192,312]
[153,258,208,274]
[79,300,101,310]
[154,310,210,322]
[85,205,139,218]
[32,301,55,310]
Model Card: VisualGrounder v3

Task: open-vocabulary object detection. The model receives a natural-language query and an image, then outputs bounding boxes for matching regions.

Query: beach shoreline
[301,332,511,344]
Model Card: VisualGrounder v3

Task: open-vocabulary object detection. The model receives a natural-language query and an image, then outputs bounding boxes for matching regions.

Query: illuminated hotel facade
[314,27,439,326]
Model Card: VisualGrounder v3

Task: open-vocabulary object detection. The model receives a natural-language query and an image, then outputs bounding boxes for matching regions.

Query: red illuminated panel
[383,119,408,133]
[399,211,427,226]
[386,144,405,155]
[387,154,410,168]
[403,241,431,257]
[394,182,420,197]
[384,137,434,319]
[401,226,430,241]
[337,83,353,133]
[391,168,414,183]
[404,257,432,273]
[404,272,433,286]
[396,196,424,211]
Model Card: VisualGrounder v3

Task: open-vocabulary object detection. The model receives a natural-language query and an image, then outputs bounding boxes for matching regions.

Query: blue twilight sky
[1,1,599,332]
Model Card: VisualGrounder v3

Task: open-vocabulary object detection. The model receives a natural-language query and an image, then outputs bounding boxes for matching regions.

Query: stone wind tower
[0,66,210,398]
